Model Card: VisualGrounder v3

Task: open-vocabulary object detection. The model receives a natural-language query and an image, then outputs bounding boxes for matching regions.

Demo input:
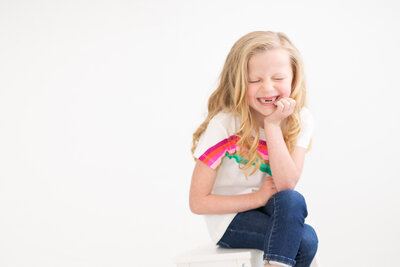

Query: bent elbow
[276,179,298,192]
[287,183,296,191]
[189,203,199,214]
[277,184,294,192]
[290,174,301,190]
[284,180,297,191]
[189,197,204,215]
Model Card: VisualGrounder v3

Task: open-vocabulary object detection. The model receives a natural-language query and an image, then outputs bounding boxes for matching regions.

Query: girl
[189,31,318,267]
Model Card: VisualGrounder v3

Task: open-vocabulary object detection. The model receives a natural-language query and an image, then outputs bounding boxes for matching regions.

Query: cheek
[246,87,257,99]
[281,91,291,98]
[281,84,292,97]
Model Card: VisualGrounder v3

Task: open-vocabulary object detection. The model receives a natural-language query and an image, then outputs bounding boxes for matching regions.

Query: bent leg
[294,224,319,267]
[217,190,310,267]
[216,209,268,250]
[260,190,308,266]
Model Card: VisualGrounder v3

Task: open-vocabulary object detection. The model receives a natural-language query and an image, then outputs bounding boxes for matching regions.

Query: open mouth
[257,95,280,104]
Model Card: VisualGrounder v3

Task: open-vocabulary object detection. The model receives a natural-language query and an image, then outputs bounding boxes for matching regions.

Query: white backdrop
[1,0,399,266]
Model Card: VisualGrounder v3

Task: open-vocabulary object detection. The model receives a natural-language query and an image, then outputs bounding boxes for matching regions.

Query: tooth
[260,98,275,103]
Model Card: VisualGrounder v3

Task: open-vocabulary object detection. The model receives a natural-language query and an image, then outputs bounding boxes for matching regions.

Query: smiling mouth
[257,95,280,104]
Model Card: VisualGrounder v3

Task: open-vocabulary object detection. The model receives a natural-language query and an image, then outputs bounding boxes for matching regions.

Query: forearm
[191,192,263,215]
[264,123,299,191]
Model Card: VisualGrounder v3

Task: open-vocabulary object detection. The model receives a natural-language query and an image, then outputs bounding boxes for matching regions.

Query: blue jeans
[216,190,318,267]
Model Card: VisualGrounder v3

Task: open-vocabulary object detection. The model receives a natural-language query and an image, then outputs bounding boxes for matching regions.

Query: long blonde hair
[191,31,312,177]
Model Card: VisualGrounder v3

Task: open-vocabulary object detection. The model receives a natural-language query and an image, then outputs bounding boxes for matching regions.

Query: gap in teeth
[259,97,278,103]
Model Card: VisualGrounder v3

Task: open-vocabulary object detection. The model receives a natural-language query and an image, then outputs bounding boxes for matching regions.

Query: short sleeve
[193,116,231,169]
[296,107,315,149]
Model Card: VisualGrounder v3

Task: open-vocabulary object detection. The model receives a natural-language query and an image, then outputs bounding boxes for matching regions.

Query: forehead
[247,48,291,73]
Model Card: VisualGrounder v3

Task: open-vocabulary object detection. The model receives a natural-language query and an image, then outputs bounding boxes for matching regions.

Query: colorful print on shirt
[197,135,272,175]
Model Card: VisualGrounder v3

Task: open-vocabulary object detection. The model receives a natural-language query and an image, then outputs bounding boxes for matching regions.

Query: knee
[272,190,308,217]
[273,189,306,205]
[299,224,319,259]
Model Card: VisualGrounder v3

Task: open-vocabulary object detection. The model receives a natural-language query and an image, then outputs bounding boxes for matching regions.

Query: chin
[261,111,274,117]
[260,107,275,115]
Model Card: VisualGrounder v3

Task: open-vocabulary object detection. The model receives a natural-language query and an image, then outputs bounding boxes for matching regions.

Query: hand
[263,97,296,126]
[256,176,278,207]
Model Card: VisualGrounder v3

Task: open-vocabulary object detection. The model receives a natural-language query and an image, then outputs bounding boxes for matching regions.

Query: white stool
[173,243,319,267]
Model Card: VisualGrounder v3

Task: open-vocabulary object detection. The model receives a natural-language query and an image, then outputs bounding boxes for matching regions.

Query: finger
[274,98,285,109]
[277,101,285,110]
[276,98,287,109]
[288,98,296,111]
[280,98,290,110]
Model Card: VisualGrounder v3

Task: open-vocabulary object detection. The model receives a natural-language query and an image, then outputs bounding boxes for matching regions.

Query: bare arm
[189,159,274,215]
[264,123,306,191]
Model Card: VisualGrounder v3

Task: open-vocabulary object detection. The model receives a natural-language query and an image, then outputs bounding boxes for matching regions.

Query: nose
[260,80,275,93]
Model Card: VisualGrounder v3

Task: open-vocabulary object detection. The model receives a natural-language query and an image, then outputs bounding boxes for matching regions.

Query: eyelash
[249,78,284,83]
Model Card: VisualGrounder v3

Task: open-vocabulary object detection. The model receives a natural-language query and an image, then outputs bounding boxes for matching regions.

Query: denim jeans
[216,190,318,267]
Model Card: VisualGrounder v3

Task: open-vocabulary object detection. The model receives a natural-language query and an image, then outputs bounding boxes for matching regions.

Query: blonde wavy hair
[191,31,312,177]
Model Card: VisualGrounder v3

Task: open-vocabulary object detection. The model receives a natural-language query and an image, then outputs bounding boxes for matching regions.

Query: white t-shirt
[193,107,314,244]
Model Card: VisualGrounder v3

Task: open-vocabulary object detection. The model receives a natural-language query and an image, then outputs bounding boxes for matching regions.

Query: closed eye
[249,78,285,83]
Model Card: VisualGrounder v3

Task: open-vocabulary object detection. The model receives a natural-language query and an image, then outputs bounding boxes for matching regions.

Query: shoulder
[212,111,236,124]
[299,106,314,125]
[193,111,238,168]
[295,106,315,149]
[300,106,312,118]
[209,111,238,134]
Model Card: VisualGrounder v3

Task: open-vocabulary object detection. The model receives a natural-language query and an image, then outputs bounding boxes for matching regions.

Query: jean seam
[266,196,277,255]
[229,228,265,237]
